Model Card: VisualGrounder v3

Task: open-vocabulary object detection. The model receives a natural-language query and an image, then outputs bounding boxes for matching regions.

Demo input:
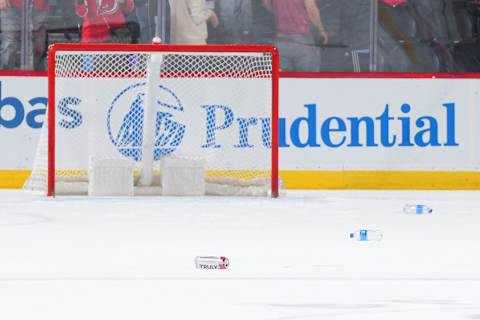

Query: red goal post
[37,43,280,197]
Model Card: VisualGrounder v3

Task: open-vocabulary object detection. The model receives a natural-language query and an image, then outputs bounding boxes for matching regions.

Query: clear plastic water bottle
[349,230,383,241]
[403,204,433,214]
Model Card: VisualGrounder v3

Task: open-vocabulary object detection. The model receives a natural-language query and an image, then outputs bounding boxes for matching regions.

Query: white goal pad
[88,158,134,196]
[161,156,206,196]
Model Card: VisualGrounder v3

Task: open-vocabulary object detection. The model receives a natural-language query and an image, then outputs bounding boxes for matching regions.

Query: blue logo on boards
[107,82,186,161]
[0,81,46,129]
[54,82,271,163]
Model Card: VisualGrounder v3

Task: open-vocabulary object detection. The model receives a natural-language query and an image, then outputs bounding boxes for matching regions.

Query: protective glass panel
[3,0,480,72]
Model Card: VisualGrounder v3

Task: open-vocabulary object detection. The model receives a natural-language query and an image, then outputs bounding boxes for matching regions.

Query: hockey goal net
[24,43,279,197]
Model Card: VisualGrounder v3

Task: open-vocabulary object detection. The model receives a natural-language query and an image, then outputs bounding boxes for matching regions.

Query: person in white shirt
[169,0,219,45]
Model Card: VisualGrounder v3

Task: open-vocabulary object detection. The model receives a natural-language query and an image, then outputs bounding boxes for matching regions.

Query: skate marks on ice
[261,299,480,320]
[0,211,53,226]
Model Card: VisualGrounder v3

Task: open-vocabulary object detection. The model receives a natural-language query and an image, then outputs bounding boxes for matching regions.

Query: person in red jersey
[75,0,134,43]
[381,0,408,7]
[0,0,49,70]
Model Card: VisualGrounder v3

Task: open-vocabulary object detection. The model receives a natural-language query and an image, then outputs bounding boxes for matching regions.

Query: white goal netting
[24,45,279,196]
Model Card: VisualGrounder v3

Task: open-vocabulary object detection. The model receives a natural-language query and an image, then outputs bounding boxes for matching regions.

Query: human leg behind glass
[0,6,21,70]
[31,8,48,70]
[135,0,151,43]
[274,33,320,72]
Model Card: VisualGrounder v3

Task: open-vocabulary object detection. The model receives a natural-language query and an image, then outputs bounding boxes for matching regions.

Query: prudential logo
[107,83,186,161]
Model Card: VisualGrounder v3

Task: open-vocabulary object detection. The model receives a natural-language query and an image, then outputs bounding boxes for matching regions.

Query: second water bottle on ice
[349,230,383,241]
[403,204,433,214]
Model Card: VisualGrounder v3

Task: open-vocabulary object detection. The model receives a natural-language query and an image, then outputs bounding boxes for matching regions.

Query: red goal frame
[47,43,280,197]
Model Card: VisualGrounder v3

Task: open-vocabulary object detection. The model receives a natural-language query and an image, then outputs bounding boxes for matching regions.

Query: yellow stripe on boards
[0,170,32,189]
[2,170,480,190]
[280,171,480,190]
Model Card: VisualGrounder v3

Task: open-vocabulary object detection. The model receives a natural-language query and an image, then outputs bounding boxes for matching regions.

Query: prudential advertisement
[279,78,479,171]
[1,75,479,189]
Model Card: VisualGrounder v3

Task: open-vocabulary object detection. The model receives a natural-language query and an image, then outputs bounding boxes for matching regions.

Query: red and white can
[195,256,229,270]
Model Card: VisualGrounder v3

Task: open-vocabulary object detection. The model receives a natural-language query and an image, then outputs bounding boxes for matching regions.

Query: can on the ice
[194,256,229,270]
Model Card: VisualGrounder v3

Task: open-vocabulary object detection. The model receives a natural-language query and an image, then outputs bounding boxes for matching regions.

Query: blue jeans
[274,33,321,72]
[215,0,253,44]
[136,2,152,44]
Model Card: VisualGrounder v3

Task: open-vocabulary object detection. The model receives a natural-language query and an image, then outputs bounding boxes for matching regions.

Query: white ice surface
[0,189,479,320]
